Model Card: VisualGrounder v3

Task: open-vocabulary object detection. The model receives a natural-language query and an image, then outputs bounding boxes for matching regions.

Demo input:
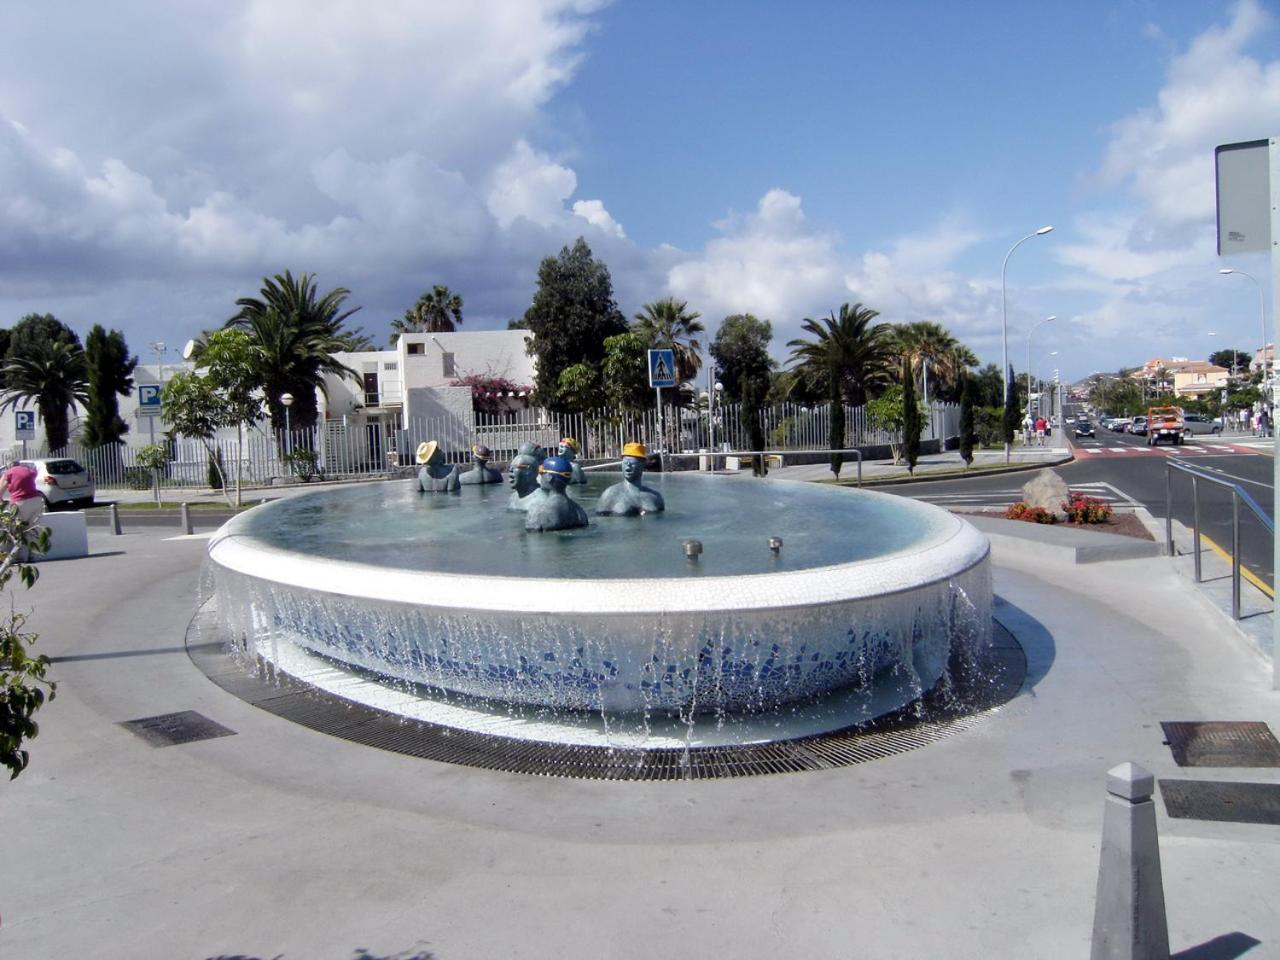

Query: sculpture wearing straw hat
[506,452,540,511]
[556,437,587,484]
[524,456,589,531]
[598,441,664,516]
[415,440,461,493]
[459,443,503,486]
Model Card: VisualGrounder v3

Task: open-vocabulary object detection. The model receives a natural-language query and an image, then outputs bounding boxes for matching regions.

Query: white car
[17,458,95,509]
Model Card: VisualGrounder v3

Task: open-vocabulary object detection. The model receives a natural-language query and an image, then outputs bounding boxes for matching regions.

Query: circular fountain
[202,473,1001,772]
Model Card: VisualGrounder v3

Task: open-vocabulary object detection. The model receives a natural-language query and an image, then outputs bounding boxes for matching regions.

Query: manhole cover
[1159,779,1280,825]
[1160,721,1280,767]
[120,710,236,747]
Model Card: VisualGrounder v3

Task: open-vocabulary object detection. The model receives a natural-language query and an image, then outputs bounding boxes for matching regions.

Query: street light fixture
[1025,315,1055,436]
[1219,268,1269,382]
[699,380,724,471]
[280,392,294,458]
[1001,225,1054,461]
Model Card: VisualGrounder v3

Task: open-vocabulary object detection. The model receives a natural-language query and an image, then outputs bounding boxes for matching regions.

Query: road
[884,426,1277,585]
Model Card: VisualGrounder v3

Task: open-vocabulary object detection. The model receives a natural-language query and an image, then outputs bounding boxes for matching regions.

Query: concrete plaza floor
[3,500,1279,958]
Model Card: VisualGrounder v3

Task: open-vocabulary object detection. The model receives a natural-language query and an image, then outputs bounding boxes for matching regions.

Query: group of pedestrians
[1022,414,1049,447]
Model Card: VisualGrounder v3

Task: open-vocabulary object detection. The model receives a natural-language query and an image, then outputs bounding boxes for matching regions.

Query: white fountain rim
[207,507,990,615]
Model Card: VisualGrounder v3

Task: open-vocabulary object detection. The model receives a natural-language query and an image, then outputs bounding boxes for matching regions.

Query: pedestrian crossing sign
[648,349,676,388]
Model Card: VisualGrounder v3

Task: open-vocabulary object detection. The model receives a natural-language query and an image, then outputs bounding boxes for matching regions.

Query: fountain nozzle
[768,536,783,554]
[683,539,703,561]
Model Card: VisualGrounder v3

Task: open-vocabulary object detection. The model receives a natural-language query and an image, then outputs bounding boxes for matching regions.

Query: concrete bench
[35,511,89,560]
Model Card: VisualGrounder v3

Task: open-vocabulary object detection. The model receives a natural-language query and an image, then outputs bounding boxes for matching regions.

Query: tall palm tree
[633,297,705,406]
[889,321,978,402]
[225,271,359,431]
[786,302,893,405]
[1,340,90,453]
[390,284,464,343]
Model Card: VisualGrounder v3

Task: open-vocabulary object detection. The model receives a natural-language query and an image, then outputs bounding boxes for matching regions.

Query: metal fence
[23,400,959,492]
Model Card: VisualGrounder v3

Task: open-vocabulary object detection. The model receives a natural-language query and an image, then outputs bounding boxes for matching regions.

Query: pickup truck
[1146,406,1185,446]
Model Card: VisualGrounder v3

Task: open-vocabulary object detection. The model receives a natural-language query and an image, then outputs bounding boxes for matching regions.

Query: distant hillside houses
[0,329,537,458]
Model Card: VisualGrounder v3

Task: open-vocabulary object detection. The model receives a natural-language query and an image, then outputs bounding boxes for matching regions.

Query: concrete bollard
[179,502,193,536]
[107,503,122,535]
[1090,762,1170,960]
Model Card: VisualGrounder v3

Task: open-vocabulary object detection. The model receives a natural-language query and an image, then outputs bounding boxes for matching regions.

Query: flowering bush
[1062,493,1112,525]
[1005,502,1057,524]
[450,374,534,416]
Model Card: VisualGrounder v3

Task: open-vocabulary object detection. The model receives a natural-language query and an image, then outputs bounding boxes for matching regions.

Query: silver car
[1181,413,1223,436]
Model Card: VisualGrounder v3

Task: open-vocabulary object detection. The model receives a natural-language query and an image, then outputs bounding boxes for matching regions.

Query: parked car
[1182,413,1223,436]
[1128,416,1148,436]
[1108,417,1132,432]
[1074,419,1095,438]
[16,458,95,509]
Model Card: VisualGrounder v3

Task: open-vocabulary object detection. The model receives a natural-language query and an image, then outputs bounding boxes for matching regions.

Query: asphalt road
[885,426,1277,585]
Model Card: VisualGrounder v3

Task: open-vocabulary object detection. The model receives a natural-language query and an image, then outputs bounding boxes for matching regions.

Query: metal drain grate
[120,710,236,747]
[1160,721,1280,767]
[1159,779,1280,825]
[185,612,1026,780]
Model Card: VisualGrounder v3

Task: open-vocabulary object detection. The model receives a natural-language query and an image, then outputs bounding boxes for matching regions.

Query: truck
[1146,406,1185,446]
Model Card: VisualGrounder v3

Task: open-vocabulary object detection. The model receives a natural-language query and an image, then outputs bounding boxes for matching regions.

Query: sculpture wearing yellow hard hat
[415,440,461,493]
[598,441,664,516]
[556,437,588,484]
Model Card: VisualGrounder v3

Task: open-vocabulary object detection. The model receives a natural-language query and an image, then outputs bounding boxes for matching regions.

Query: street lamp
[699,380,724,470]
[1206,332,1239,378]
[1001,225,1054,460]
[1219,268,1269,382]
[280,392,294,458]
[1025,315,1056,435]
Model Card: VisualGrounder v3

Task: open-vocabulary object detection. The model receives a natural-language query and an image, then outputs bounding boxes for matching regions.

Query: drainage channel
[186,610,1026,781]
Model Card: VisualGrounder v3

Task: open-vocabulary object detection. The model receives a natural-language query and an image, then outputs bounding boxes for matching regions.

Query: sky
[0,0,1277,384]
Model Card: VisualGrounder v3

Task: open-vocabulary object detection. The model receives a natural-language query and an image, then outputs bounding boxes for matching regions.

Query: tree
[225,270,359,432]
[601,332,653,412]
[1209,349,1250,374]
[958,370,976,467]
[523,238,628,410]
[740,372,768,476]
[1002,365,1019,450]
[333,326,378,352]
[902,355,921,473]
[633,297,705,406]
[709,314,774,403]
[0,512,53,779]
[0,340,89,452]
[866,384,926,465]
[828,351,845,478]
[889,321,973,402]
[7,313,80,359]
[390,284,464,343]
[972,363,1004,408]
[82,325,138,448]
[786,303,892,405]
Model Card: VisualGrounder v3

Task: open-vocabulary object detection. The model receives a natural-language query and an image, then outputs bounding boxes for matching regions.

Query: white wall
[398,330,535,391]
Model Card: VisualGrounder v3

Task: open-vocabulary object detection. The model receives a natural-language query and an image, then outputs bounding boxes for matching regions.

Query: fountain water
[205,473,994,760]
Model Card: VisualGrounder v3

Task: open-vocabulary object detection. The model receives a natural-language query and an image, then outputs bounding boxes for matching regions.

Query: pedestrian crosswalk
[1072,440,1268,459]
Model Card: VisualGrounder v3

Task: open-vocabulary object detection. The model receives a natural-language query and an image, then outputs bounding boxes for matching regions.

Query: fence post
[1089,762,1170,960]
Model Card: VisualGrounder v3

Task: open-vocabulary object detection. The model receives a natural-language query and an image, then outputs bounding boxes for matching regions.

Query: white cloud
[572,199,625,239]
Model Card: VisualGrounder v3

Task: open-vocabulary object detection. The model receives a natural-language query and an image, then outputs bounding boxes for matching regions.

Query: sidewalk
[766,443,1071,484]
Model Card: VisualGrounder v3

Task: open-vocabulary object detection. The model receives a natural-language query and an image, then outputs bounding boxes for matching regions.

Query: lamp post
[1001,225,1054,461]
[1219,268,1269,382]
[280,392,294,459]
[700,380,724,470]
[1025,315,1056,437]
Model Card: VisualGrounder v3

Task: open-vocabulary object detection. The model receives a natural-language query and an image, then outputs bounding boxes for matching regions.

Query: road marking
[1175,464,1274,490]
[1199,531,1275,599]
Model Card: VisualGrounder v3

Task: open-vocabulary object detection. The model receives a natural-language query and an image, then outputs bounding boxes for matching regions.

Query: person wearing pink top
[0,462,44,525]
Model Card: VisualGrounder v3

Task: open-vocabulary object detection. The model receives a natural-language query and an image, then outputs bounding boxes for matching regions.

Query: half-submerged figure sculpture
[459,444,504,485]
[416,441,460,493]
[597,442,665,516]
[524,456,589,531]
[506,453,540,511]
[557,437,588,484]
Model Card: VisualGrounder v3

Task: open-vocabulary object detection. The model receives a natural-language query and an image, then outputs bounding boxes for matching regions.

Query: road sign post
[15,410,34,458]
[138,383,162,444]
[647,349,676,470]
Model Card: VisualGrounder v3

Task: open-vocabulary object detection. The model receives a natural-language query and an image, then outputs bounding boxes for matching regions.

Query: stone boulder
[1021,468,1070,515]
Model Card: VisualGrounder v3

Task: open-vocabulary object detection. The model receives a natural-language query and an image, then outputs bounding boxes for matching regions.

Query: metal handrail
[665,448,865,486]
[1165,459,1274,619]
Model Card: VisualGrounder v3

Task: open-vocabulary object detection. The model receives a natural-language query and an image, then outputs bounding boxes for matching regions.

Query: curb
[963,513,1163,564]
[840,454,1076,487]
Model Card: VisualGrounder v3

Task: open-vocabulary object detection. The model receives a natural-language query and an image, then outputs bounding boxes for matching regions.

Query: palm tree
[225,271,359,431]
[1,340,90,452]
[786,302,893,405]
[633,297,705,406]
[390,284,464,343]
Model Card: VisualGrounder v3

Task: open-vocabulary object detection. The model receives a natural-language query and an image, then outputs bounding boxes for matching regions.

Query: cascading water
[205,474,992,750]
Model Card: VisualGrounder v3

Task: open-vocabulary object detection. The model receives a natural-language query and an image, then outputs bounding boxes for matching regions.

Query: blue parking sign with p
[138,384,162,414]
[14,410,34,439]
[647,348,676,388]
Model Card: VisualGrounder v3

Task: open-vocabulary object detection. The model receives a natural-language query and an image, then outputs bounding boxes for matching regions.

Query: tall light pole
[1219,268,1269,382]
[1025,315,1056,432]
[699,380,723,470]
[1002,225,1054,460]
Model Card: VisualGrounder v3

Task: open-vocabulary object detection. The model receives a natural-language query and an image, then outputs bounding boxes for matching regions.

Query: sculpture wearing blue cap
[598,441,664,516]
[524,455,589,531]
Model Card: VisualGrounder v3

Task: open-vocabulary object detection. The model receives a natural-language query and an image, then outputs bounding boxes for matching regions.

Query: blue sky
[0,0,1276,383]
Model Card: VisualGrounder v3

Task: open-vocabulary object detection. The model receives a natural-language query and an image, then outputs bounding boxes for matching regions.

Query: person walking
[1034,416,1047,447]
[0,460,43,527]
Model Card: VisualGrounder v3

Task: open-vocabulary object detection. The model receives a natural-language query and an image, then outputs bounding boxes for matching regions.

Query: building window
[442,352,455,377]
[383,362,398,371]
[407,342,425,355]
